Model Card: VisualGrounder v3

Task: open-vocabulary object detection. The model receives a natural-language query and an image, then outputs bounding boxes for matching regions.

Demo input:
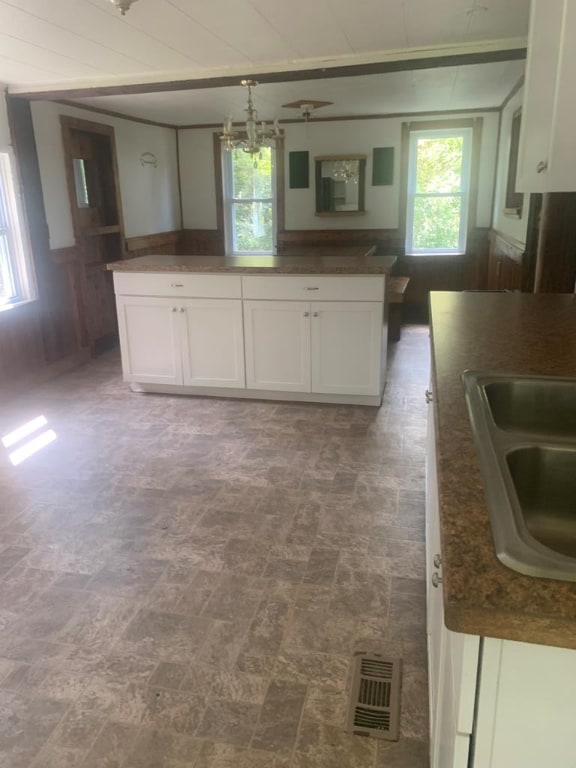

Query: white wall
[31,102,181,250]
[492,87,530,244]
[179,111,499,233]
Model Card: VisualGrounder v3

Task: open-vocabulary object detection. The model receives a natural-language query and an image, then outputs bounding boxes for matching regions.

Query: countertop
[106,248,396,275]
[430,291,576,649]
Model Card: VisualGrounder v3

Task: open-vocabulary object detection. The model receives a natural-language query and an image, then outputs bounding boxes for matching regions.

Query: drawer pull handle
[433,554,442,569]
[305,287,319,291]
[425,389,433,403]
[171,283,184,288]
[536,161,548,174]
[432,572,442,588]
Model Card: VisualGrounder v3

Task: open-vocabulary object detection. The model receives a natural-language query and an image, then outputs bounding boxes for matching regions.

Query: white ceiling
[0,0,530,124]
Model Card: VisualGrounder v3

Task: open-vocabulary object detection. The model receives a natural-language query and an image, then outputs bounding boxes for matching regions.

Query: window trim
[400,118,482,258]
[405,127,473,256]
[221,146,277,256]
[0,151,36,309]
[213,133,284,256]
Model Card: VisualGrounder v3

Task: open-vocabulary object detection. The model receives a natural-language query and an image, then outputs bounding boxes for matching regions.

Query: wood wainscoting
[395,227,490,323]
[126,230,185,258]
[277,228,403,254]
[486,229,526,291]
[181,229,225,256]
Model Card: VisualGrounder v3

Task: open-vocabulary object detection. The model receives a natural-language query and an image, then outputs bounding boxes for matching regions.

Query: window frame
[221,145,277,256]
[405,127,473,257]
[0,151,35,309]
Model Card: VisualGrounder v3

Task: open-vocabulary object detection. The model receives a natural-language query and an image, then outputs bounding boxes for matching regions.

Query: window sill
[405,252,466,257]
[0,298,39,315]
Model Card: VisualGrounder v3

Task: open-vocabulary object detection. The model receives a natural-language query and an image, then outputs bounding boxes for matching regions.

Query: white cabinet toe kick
[113,272,388,406]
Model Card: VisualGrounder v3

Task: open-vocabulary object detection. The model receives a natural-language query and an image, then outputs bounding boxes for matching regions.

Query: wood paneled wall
[125,230,185,258]
[485,230,526,291]
[535,193,576,293]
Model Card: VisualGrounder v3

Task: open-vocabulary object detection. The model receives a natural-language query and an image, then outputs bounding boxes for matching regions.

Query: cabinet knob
[171,307,177,312]
[425,389,433,403]
[433,553,442,569]
[312,312,319,318]
[180,307,185,313]
[303,311,310,317]
[432,572,442,588]
[536,161,548,174]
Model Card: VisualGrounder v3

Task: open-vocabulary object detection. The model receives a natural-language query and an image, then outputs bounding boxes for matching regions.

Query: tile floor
[0,326,430,768]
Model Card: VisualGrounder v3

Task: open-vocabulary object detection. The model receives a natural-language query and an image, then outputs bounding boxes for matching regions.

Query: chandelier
[220,80,280,156]
[110,0,139,14]
[331,159,359,184]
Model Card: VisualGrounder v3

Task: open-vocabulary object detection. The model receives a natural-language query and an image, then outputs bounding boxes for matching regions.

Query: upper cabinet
[517,0,576,192]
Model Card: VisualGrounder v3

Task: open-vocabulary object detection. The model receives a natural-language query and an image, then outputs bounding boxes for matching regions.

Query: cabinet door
[116,296,182,385]
[310,301,382,396]
[180,299,245,388]
[243,300,311,392]
[516,0,565,192]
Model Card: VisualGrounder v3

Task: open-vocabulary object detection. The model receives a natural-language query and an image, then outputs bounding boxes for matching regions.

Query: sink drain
[345,652,402,740]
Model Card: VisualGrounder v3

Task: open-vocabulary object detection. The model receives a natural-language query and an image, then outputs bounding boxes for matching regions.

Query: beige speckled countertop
[106,248,396,275]
[430,291,576,650]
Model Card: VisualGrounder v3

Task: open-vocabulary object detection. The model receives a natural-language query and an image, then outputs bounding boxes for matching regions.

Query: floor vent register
[346,652,402,741]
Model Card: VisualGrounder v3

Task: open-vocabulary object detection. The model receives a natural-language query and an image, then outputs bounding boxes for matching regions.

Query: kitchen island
[108,250,395,405]
[427,291,576,768]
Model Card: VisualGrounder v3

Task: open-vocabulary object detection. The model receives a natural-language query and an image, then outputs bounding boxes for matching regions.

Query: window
[0,152,34,306]
[222,147,276,255]
[406,128,473,255]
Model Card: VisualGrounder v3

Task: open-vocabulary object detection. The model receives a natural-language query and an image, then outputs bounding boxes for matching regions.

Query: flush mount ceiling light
[282,99,334,121]
[110,0,139,15]
[220,80,281,156]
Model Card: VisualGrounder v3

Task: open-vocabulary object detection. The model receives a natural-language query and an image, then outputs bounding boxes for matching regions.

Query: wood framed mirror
[315,155,366,216]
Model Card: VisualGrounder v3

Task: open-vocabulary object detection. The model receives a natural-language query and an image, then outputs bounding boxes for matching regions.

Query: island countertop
[430,291,576,650]
[106,248,396,275]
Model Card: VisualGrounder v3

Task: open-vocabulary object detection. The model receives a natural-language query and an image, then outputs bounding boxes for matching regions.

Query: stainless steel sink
[462,372,576,582]
[484,378,576,437]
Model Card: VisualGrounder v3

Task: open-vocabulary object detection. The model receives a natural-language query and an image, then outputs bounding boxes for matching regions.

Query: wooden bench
[387,276,410,342]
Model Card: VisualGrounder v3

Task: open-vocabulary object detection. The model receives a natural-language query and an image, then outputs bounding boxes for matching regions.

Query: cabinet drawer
[113,272,242,299]
[241,275,385,302]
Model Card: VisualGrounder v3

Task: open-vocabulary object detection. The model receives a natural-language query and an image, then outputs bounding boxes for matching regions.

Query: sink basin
[484,379,576,437]
[462,371,576,582]
[507,446,576,559]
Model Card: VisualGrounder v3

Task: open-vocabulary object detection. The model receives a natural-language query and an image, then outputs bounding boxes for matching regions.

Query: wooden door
[243,300,311,392]
[61,116,125,352]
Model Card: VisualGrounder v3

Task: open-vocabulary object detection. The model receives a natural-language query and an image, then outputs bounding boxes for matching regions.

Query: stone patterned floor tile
[0,327,431,765]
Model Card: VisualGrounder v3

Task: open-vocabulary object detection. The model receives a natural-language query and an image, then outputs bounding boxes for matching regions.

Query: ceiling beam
[11,46,526,102]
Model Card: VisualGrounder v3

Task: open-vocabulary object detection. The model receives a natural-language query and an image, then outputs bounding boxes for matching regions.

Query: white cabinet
[180,299,245,388]
[113,271,386,404]
[116,295,244,388]
[116,296,182,385]
[311,302,382,396]
[426,388,576,768]
[517,0,576,192]
[243,300,383,396]
[243,301,311,392]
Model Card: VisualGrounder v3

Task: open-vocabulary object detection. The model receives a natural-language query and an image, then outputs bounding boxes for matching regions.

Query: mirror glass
[72,158,90,208]
[315,155,366,215]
